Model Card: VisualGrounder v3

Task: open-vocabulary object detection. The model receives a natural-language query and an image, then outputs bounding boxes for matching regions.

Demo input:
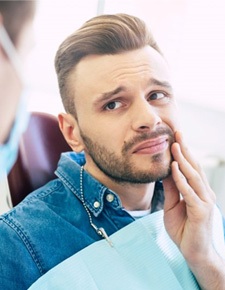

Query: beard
[80,126,174,184]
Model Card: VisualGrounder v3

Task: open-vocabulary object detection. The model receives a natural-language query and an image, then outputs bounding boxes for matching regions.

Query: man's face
[71,46,179,184]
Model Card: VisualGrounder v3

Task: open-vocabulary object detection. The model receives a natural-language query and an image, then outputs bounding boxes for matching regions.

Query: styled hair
[0,0,35,46]
[55,13,162,115]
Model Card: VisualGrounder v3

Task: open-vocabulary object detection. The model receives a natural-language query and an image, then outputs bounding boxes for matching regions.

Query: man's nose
[131,99,162,132]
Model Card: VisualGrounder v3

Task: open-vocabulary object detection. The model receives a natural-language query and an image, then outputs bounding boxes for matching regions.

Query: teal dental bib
[29,209,225,290]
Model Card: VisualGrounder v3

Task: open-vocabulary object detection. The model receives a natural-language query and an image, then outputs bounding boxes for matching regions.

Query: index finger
[174,131,209,185]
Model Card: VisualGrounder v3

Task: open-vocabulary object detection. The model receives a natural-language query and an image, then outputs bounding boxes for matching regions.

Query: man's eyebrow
[94,79,172,105]
[94,86,126,105]
[150,78,173,90]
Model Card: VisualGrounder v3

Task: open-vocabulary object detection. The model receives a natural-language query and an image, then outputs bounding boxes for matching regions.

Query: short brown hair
[0,0,35,45]
[55,13,162,115]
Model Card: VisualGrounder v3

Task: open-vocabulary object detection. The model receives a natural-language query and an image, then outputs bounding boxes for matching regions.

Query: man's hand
[163,131,225,290]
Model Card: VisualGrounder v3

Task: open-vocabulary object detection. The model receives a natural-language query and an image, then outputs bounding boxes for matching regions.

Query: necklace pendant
[97,227,114,247]
[80,166,114,247]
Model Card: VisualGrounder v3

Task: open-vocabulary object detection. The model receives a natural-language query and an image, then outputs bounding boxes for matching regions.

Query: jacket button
[106,194,114,202]
[93,201,100,208]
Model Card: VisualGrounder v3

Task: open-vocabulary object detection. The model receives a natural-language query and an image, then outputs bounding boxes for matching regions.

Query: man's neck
[105,180,155,211]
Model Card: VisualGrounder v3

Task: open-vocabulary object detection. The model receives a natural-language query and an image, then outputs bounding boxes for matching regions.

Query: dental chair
[8,111,71,206]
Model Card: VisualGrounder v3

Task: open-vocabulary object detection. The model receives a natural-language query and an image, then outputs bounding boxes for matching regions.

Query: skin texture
[59,46,225,289]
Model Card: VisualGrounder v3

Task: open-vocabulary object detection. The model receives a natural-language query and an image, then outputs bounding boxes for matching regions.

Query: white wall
[179,100,225,214]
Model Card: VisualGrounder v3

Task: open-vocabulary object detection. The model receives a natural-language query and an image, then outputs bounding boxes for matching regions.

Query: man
[0,1,36,212]
[0,14,224,290]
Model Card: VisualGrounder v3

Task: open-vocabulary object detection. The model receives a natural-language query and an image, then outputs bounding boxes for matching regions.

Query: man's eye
[105,101,122,110]
[149,92,166,101]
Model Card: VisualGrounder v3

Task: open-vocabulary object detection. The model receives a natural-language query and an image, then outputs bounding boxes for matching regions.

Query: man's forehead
[74,46,170,84]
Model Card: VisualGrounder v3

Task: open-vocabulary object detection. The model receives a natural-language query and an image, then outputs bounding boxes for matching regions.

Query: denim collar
[55,152,122,217]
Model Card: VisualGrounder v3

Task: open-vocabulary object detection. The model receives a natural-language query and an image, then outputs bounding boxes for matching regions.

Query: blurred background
[24,0,225,213]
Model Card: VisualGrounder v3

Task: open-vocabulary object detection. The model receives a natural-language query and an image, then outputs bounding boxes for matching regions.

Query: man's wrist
[188,250,225,290]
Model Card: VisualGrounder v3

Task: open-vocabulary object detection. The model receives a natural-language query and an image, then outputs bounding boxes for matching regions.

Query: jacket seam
[2,217,44,275]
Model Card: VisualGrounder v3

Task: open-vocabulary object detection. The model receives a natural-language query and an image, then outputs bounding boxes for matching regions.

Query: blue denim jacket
[0,152,164,290]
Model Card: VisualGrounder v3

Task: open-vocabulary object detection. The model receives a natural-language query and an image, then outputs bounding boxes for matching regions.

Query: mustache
[122,127,175,154]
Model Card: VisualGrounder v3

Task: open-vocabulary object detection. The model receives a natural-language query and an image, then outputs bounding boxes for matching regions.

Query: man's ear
[58,113,84,152]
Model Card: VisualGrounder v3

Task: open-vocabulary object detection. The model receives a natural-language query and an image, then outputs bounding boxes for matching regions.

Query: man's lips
[132,136,169,154]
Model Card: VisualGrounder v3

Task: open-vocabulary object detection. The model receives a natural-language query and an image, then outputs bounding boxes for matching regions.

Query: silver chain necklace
[80,166,113,247]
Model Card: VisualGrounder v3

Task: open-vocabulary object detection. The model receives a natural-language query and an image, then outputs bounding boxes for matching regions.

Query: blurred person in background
[0,1,36,213]
[0,0,36,179]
